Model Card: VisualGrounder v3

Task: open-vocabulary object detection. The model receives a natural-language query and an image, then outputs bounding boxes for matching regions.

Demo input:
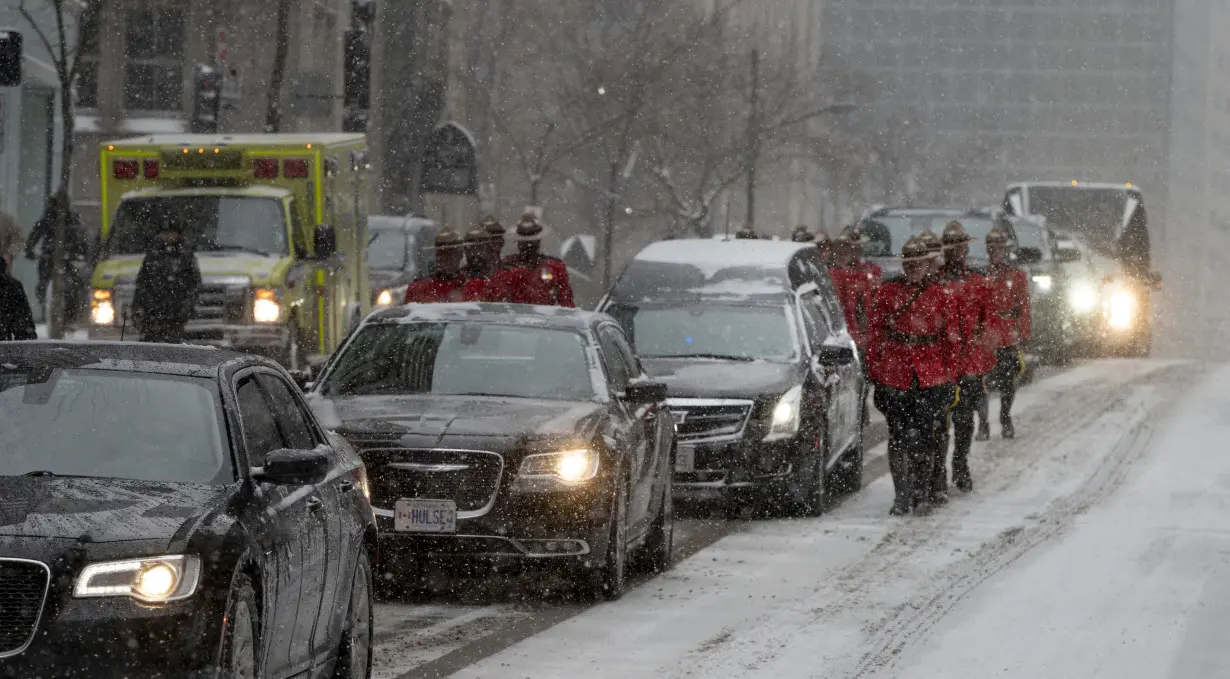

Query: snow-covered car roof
[0,341,267,379]
[362,302,612,332]
[633,238,818,277]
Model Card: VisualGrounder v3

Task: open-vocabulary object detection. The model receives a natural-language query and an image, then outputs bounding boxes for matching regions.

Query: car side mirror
[1016,247,1043,264]
[816,345,855,367]
[255,448,329,486]
[1056,248,1082,263]
[288,369,313,391]
[622,381,667,403]
[313,224,337,260]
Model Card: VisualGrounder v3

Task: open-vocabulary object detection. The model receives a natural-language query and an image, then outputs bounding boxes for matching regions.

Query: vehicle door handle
[306,496,325,513]
[338,481,355,493]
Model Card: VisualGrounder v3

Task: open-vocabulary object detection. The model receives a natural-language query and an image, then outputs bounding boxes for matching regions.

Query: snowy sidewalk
[447,359,1195,679]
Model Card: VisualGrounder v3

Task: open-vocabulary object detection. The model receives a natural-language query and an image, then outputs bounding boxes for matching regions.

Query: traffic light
[0,30,22,87]
[190,65,221,133]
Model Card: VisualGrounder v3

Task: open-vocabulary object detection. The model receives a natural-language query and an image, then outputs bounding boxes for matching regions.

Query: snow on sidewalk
[448,359,1195,679]
[888,362,1230,679]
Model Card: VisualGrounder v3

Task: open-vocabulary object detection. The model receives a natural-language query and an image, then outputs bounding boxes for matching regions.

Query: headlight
[1031,274,1053,292]
[519,449,599,483]
[1105,289,1137,330]
[74,555,201,603]
[765,384,803,441]
[90,289,115,326]
[1069,283,1099,313]
[253,288,281,323]
[376,289,394,306]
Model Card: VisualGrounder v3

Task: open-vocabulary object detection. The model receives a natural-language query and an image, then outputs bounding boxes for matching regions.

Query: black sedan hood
[322,394,606,446]
[641,357,801,400]
[0,477,227,544]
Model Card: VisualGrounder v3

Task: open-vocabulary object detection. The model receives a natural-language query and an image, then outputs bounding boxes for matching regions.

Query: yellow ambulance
[88,134,371,370]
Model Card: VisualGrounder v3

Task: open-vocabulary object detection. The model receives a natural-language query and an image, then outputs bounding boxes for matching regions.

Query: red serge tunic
[867,277,961,390]
[982,265,1032,349]
[501,254,575,307]
[938,261,996,377]
[403,273,467,304]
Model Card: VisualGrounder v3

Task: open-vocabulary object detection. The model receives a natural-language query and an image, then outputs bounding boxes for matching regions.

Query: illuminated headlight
[74,555,201,603]
[1069,283,1099,313]
[90,289,115,326]
[1105,289,1138,330]
[253,288,281,323]
[1031,275,1053,292]
[765,385,803,441]
[376,289,394,306]
[519,449,599,483]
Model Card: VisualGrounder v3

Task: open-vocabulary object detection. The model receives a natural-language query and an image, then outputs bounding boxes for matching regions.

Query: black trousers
[875,383,952,508]
[139,320,186,344]
[989,346,1024,422]
[935,375,986,490]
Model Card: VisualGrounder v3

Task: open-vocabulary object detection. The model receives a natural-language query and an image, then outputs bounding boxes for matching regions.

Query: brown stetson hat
[900,236,932,262]
[434,229,464,250]
[515,214,545,241]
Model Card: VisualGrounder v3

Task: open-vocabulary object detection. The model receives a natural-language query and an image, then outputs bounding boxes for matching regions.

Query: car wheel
[220,574,260,679]
[632,448,674,575]
[789,430,827,518]
[580,472,628,601]
[333,552,374,679]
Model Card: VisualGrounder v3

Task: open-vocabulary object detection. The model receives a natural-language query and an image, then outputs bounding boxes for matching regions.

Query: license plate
[675,445,696,472]
[394,499,457,533]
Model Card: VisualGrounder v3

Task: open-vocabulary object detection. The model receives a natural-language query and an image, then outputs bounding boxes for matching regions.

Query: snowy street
[368,359,1202,678]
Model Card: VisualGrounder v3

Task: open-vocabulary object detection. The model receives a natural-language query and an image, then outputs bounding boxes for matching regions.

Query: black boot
[1002,416,1015,440]
[975,420,990,441]
[887,442,912,516]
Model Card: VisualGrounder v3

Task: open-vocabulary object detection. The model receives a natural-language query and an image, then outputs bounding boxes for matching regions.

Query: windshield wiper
[205,244,273,257]
[647,353,757,362]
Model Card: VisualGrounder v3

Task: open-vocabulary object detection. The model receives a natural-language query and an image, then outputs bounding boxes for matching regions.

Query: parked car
[367,215,437,308]
[306,303,675,601]
[0,342,376,679]
[597,238,864,518]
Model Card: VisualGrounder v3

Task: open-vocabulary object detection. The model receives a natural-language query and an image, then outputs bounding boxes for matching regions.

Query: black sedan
[306,303,675,601]
[0,342,376,679]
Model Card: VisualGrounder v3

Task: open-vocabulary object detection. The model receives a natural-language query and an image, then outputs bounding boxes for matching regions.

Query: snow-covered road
[369,359,1202,678]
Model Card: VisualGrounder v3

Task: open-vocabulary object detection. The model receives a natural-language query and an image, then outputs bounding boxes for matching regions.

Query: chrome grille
[194,284,248,323]
[0,559,50,658]
[667,398,754,442]
[364,449,504,517]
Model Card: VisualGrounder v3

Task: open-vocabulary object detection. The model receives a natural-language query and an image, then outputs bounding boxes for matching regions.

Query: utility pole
[745,48,760,231]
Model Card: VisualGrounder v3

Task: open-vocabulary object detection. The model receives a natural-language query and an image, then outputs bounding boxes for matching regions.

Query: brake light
[113,160,139,179]
[284,159,309,179]
[253,158,279,179]
[143,159,160,179]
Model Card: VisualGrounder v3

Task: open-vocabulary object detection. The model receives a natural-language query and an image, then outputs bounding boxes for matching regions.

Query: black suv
[598,238,864,517]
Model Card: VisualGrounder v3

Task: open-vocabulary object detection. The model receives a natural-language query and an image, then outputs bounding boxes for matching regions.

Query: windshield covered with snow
[604,302,798,361]
[0,369,229,483]
[320,322,596,401]
[107,196,289,257]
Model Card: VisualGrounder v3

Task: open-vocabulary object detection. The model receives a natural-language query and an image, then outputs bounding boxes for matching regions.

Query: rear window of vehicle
[0,369,230,483]
[605,302,799,361]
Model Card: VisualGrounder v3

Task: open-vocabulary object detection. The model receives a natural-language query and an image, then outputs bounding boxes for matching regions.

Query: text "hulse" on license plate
[394,499,457,533]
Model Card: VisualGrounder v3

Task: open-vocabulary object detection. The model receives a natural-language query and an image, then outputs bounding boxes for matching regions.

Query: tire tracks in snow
[660,360,1190,679]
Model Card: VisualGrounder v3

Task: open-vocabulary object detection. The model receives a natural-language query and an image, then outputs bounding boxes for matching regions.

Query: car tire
[220,573,260,679]
[834,423,864,495]
[580,472,628,601]
[333,552,374,679]
[632,448,674,575]
[789,429,828,518]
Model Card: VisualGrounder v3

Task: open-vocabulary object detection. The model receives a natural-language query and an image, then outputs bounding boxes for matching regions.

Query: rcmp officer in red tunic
[480,215,506,261]
[936,221,996,492]
[460,226,519,303]
[403,229,467,303]
[867,237,960,516]
[829,226,879,425]
[503,214,576,308]
[982,228,1032,439]
[916,230,960,503]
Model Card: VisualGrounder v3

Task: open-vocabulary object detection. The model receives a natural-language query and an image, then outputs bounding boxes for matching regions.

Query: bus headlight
[253,288,281,324]
[91,289,116,326]
[1105,289,1138,330]
[1069,282,1099,314]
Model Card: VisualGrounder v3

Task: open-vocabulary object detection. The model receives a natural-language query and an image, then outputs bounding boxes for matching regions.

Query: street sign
[420,122,478,195]
[560,234,597,274]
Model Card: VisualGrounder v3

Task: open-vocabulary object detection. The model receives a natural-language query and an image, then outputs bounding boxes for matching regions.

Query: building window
[74,8,102,108]
[123,6,185,111]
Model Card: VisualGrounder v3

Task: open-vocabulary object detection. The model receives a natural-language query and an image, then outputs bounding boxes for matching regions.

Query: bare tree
[265,0,292,133]
[18,0,107,339]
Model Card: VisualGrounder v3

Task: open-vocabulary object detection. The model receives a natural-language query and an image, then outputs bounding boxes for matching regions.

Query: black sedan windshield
[321,322,597,401]
[607,303,798,361]
[107,196,289,257]
[0,369,230,483]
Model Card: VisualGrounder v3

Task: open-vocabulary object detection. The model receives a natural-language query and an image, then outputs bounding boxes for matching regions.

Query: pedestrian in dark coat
[132,226,201,344]
[0,256,37,341]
